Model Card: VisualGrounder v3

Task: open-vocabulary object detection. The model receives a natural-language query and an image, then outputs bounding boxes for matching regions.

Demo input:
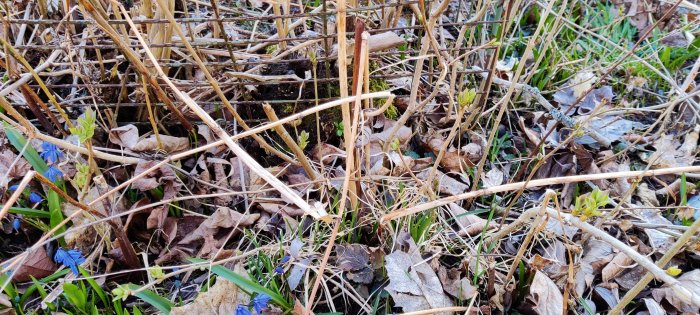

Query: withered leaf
[9,247,56,282]
[528,271,564,315]
[179,207,259,245]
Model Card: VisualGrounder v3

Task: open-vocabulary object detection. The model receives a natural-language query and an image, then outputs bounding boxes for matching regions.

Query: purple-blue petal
[236,305,252,315]
[53,248,85,275]
[8,185,19,192]
[252,294,272,313]
[40,142,63,164]
[29,192,43,204]
[280,255,290,263]
[274,266,284,274]
[12,218,20,231]
[43,167,63,183]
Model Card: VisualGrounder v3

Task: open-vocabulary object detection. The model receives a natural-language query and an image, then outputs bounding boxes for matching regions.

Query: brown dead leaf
[575,240,614,296]
[336,244,373,284]
[179,207,259,245]
[601,247,636,283]
[170,274,249,315]
[9,247,56,282]
[528,271,564,315]
[417,170,469,196]
[438,266,476,300]
[424,136,480,172]
[109,124,189,153]
[653,269,700,313]
[0,150,30,187]
[448,203,493,236]
[643,128,699,169]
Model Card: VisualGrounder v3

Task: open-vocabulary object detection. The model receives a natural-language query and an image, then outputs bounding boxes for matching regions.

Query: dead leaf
[528,271,564,315]
[448,203,493,236]
[481,168,504,188]
[0,150,30,187]
[170,274,249,315]
[336,244,373,284]
[109,124,189,153]
[602,247,636,283]
[385,237,453,313]
[8,247,56,282]
[575,240,614,296]
[643,128,699,169]
[653,269,700,313]
[417,170,469,196]
[438,266,476,300]
[179,207,259,246]
[643,298,666,315]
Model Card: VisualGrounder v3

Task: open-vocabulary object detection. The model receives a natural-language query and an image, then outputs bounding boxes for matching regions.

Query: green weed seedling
[572,188,609,221]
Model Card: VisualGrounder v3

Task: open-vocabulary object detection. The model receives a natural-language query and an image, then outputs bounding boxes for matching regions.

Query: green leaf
[2,206,51,218]
[47,190,66,246]
[125,284,172,314]
[3,123,48,174]
[80,267,108,309]
[188,258,291,309]
[63,282,87,311]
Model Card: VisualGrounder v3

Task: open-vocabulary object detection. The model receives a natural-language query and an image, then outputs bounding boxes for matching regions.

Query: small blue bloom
[274,266,284,274]
[280,255,290,263]
[236,305,252,315]
[252,294,272,314]
[53,248,86,275]
[12,218,20,231]
[40,142,63,164]
[8,185,19,192]
[43,166,63,183]
[28,192,43,204]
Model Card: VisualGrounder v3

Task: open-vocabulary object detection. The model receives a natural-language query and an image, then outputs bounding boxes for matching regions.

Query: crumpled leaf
[109,124,189,153]
[417,170,469,196]
[171,273,249,315]
[481,168,504,188]
[0,150,30,187]
[601,247,636,283]
[8,247,56,282]
[574,116,645,145]
[528,271,564,315]
[131,160,182,229]
[643,298,665,315]
[448,203,493,236]
[424,136,480,172]
[438,266,476,300]
[652,269,700,313]
[385,237,453,313]
[336,244,373,284]
[575,240,614,296]
[642,128,699,169]
[553,72,612,115]
[635,207,674,253]
[179,207,259,246]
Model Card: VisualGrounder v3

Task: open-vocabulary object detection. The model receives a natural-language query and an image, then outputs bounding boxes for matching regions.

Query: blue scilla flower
[43,166,63,183]
[274,266,284,274]
[12,218,20,232]
[252,294,272,313]
[28,192,43,204]
[236,305,252,315]
[40,142,63,164]
[280,255,290,263]
[8,185,19,192]
[53,248,86,275]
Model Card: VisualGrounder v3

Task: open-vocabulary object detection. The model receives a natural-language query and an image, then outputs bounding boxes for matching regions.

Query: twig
[119,2,331,222]
[610,213,700,314]
[0,171,35,221]
[382,165,700,222]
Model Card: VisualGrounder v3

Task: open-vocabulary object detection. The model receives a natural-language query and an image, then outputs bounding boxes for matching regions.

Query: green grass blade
[188,258,291,309]
[1,206,51,218]
[126,284,172,314]
[3,123,48,174]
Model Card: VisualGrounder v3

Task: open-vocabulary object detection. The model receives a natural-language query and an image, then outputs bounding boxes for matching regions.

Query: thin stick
[120,3,331,222]
[610,213,700,314]
[0,171,35,221]
[262,103,320,184]
[381,165,700,222]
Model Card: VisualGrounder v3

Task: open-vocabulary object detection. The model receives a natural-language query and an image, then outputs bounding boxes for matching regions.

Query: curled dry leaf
[575,239,614,296]
[448,203,493,236]
[601,247,636,283]
[652,269,700,313]
[528,271,564,315]
[0,150,30,187]
[109,124,189,153]
[170,273,250,315]
[424,136,481,172]
[417,169,469,196]
[385,238,453,313]
[438,266,476,300]
[481,168,504,188]
[336,244,373,284]
[179,207,259,245]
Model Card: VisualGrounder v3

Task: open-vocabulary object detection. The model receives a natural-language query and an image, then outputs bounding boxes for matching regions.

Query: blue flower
[12,218,20,231]
[236,305,252,315]
[280,255,290,263]
[43,166,63,183]
[28,192,43,204]
[53,248,86,275]
[40,142,63,164]
[252,294,272,314]
[274,266,284,274]
[8,185,19,192]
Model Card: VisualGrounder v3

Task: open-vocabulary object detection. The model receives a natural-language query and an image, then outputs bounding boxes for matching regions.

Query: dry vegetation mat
[1,0,700,314]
